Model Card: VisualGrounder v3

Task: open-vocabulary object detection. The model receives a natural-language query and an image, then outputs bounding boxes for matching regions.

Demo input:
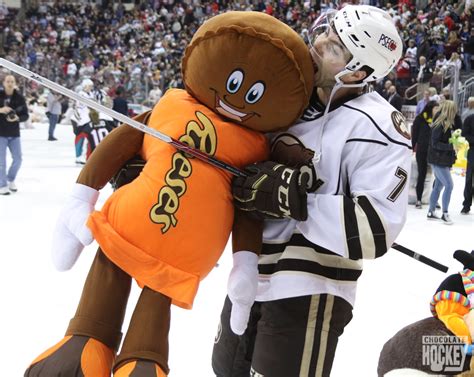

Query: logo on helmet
[378,34,397,51]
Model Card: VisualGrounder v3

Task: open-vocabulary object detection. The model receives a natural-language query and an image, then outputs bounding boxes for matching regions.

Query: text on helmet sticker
[378,34,397,51]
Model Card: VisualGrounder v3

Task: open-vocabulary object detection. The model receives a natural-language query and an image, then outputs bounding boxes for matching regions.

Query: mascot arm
[227,210,263,335]
[51,112,149,271]
[77,111,150,189]
[436,300,472,343]
[232,209,263,254]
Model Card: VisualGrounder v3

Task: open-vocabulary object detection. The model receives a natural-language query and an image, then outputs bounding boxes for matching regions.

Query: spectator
[46,91,62,141]
[416,89,430,116]
[405,39,418,66]
[443,12,456,32]
[444,52,462,73]
[412,100,439,208]
[463,96,474,122]
[440,87,452,102]
[112,86,128,116]
[0,74,29,195]
[148,85,163,107]
[444,31,462,59]
[66,59,77,84]
[387,84,403,111]
[461,97,474,214]
[462,28,474,74]
[381,79,393,100]
[395,56,412,92]
[0,0,471,137]
[428,86,440,102]
[435,53,448,70]
[416,56,433,100]
[427,100,459,224]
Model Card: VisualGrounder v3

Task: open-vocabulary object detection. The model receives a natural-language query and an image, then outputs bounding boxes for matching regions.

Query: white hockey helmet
[333,5,402,83]
[81,78,94,90]
[309,5,402,84]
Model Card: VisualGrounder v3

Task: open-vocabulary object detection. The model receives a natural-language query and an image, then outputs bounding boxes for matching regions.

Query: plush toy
[430,250,474,343]
[378,250,474,376]
[25,11,313,377]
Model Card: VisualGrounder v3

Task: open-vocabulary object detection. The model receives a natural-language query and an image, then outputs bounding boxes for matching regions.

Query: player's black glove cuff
[232,161,308,221]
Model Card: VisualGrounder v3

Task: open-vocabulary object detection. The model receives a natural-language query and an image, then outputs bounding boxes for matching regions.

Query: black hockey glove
[110,156,146,191]
[232,161,308,221]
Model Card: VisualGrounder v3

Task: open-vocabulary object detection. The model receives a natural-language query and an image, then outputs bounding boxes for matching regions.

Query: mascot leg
[25,249,132,376]
[114,287,171,377]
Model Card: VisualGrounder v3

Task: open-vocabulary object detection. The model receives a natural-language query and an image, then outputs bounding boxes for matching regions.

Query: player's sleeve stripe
[342,197,363,260]
[343,196,388,260]
[356,196,388,258]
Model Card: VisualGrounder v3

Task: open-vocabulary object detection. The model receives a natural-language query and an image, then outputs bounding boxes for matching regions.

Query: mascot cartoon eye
[226,69,244,94]
[245,82,265,104]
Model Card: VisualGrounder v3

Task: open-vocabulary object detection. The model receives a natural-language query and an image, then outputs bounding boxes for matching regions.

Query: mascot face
[182,11,314,133]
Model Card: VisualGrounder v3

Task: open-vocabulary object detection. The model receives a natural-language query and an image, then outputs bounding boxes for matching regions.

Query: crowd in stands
[0,0,472,218]
[0,0,473,109]
[0,0,317,106]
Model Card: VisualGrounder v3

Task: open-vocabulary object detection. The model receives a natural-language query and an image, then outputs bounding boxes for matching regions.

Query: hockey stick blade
[0,58,247,177]
[392,243,449,273]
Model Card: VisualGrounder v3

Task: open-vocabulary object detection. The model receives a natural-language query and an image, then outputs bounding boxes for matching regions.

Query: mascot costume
[24,11,314,377]
[378,250,474,376]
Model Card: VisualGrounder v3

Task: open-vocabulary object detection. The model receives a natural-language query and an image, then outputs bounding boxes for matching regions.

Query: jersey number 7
[387,167,408,202]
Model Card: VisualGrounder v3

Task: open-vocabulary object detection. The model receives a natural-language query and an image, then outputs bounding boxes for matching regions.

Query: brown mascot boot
[114,360,167,376]
[24,335,114,377]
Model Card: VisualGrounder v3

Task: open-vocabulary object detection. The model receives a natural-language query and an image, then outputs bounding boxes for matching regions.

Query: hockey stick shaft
[0,58,247,177]
[392,243,449,273]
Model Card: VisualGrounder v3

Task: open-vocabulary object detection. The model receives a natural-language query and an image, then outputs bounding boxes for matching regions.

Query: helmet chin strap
[313,74,367,166]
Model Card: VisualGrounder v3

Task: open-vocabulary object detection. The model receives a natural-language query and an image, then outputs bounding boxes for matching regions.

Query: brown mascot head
[182,11,314,133]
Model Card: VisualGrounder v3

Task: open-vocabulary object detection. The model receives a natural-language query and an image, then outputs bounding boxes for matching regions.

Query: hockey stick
[0,58,247,177]
[0,60,452,273]
[392,243,449,273]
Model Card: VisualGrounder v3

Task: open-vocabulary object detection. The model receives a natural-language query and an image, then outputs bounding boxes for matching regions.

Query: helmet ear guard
[332,5,402,84]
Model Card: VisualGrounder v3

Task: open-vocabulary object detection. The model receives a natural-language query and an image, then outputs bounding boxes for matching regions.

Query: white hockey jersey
[94,88,114,122]
[256,90,412,306]
[71,89,93,126]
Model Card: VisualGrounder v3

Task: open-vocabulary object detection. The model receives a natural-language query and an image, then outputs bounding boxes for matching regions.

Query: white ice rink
[0,122,472,376]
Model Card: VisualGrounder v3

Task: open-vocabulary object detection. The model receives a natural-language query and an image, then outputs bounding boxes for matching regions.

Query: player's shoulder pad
[343,92,412,149]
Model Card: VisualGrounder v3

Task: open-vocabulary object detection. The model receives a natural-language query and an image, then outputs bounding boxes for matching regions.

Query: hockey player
[212,5,412,377]
[71,78,94,164]
[85,85,116,159]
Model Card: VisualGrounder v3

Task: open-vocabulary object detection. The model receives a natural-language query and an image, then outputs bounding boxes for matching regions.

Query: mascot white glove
[51,183,99,271]
[227,251,259,335]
